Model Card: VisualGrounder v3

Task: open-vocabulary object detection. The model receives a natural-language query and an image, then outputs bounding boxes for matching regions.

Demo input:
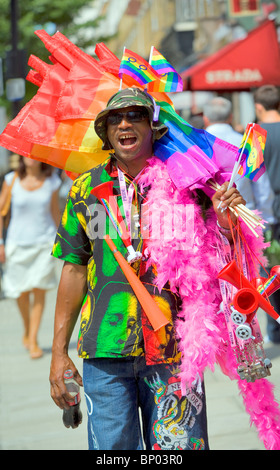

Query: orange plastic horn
[218,260,280,323]
[104,234,169,331]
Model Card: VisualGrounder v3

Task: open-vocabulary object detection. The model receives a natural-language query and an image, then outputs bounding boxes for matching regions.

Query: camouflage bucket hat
[94,87,168,150]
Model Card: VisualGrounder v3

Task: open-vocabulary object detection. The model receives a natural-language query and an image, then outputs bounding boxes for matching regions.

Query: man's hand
[50,353,83,410]
[212,182,246,230]
[49,262,87,409]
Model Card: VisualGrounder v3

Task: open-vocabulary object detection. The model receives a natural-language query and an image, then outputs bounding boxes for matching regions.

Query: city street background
[1,260,280,450]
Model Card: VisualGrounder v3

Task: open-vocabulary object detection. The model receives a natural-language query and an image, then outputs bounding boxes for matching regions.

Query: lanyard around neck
[117,167,145,235]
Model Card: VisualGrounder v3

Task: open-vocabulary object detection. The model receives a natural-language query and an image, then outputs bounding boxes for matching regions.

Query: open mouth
[119,134,137,147]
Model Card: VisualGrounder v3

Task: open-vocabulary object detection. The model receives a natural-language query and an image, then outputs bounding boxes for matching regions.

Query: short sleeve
[52,189,92,266]
[4,171,16,186]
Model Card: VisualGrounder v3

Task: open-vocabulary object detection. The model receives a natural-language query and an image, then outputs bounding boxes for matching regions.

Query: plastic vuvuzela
[104,234,169,331]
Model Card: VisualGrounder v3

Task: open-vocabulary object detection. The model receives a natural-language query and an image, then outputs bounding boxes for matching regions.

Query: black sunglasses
[107,109,149,126]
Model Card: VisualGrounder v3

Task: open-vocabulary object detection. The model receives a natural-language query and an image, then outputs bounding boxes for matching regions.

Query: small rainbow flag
[119,48,160,86]
[147,47,183,93]
[237,123,267,181]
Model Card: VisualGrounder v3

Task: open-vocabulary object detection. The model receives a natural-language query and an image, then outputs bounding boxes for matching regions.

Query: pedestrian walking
[253,84,280,343]
[0,157,61,358]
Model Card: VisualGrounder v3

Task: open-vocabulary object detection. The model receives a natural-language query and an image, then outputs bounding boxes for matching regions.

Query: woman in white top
[0,157,61,359]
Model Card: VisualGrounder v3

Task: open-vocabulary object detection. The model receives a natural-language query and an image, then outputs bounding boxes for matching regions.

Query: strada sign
[229,0,260,16]
[206,69,263,85]
[182,20,280,91]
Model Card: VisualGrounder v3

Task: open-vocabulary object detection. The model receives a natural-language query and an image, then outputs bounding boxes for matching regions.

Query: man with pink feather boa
[50,87,280,451]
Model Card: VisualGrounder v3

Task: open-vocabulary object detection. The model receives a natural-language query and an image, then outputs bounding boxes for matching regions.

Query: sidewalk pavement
[1,268,280,450]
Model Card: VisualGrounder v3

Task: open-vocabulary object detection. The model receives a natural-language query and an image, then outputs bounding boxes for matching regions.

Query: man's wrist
[0,238,4,245]
[217,221,235,233]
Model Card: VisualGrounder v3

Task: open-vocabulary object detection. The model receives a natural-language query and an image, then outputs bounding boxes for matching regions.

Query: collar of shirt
[104,155,151,183]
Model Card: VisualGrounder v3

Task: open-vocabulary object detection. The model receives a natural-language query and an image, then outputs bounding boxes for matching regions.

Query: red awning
[181,20,280,91]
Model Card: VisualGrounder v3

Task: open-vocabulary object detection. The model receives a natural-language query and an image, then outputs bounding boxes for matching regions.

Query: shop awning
[181,20,280,91]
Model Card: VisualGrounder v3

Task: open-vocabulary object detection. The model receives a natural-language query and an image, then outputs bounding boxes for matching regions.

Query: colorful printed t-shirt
[52,158,181,365]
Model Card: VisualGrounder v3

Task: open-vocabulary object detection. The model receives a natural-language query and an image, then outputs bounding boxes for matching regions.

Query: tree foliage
[0,0,111,110]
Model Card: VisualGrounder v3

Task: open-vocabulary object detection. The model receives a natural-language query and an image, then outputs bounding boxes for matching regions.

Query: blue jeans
[83,356,209,450]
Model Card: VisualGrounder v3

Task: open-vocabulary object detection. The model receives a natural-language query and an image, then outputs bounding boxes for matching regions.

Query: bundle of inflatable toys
[1,30,280,449]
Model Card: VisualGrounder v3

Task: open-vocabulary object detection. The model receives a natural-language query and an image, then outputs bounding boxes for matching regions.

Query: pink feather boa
[139,157,280,450]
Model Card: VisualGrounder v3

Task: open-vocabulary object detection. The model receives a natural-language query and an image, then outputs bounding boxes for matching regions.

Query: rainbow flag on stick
[228,123,267,188]
[237,123,267,180]
[119,48,160,86]
[147,47,183,93]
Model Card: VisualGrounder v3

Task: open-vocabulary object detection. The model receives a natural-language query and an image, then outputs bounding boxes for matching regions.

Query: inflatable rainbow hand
[0,29,240,196]
[0,31,148,177]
